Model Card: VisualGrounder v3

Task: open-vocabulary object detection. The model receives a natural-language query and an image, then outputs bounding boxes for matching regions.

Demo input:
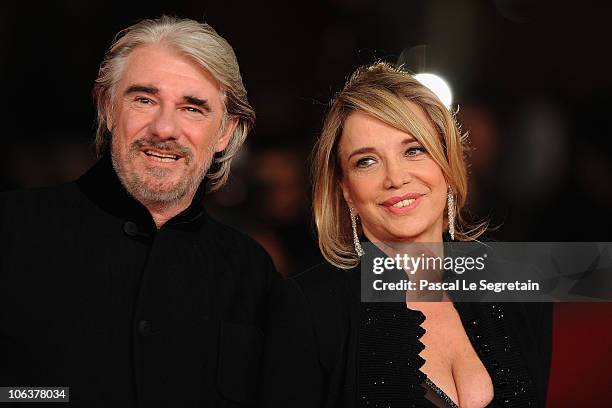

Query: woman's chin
[376,228,442,244]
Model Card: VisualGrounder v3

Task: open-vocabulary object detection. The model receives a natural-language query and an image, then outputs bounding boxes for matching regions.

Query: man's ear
[339,178,355,209]
[214,117,238,153]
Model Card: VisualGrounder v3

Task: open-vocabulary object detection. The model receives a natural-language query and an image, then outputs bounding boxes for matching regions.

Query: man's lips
[141,148,184,161]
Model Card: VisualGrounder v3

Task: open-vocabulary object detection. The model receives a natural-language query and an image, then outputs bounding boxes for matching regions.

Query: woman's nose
[383,161,412,189]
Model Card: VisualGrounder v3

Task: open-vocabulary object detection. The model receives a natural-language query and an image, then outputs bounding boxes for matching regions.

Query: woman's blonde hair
[312,62,484,269]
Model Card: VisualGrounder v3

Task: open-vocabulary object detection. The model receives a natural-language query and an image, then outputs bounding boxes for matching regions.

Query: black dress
[261,245,552,407]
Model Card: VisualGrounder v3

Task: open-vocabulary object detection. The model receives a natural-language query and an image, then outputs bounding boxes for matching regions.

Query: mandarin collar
[77,155,207,236]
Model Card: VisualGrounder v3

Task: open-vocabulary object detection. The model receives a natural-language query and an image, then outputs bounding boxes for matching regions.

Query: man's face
[108,44,235,205]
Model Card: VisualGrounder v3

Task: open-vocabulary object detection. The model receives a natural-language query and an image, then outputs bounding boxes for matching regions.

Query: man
[0,16,277,407]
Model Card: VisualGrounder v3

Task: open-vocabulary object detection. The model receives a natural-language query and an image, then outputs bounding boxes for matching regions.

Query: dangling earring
[350,207,364,257]
[447,187,455,240]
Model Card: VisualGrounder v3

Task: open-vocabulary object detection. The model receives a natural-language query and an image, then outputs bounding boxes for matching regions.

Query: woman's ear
[340,179,355,209]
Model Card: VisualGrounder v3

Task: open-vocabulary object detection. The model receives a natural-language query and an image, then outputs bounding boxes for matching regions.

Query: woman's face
[338,103,448,243]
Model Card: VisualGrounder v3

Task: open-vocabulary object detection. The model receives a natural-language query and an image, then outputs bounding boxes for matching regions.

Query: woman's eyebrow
[401,136,417,145]
[348,146,376,160]
[348,137,419,159]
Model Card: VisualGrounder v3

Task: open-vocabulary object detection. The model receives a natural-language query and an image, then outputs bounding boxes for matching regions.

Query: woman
[261,62,552,407]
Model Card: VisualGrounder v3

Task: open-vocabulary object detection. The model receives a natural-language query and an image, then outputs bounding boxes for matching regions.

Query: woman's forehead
[338,103,436,153]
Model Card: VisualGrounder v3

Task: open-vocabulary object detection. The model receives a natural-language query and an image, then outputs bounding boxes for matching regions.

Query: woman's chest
[412,302,494,408]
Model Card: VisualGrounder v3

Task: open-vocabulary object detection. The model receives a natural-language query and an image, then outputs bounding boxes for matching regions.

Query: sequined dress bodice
[358,302,537,407]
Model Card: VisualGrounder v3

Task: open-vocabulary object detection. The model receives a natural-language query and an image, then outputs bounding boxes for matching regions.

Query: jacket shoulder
[269,261,356,327]
[198,214,280,285]
[0,182,79,205]
[0,183,83,222]
[285,262,356,336]
[203,215,274,261]
[291,262,355,304]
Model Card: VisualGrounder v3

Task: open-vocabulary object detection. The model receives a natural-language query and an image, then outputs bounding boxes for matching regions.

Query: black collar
[76,155,207,236]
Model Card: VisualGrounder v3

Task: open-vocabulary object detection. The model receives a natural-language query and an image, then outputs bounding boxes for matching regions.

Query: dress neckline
[424,377,460,408]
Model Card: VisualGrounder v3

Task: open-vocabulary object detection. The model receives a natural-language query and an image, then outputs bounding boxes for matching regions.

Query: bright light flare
[414,73,453,109]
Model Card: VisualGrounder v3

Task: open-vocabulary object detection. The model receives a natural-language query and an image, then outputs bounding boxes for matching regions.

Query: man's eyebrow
[123,86,211,113]
[183,96,211,113]
[124,84,159,95]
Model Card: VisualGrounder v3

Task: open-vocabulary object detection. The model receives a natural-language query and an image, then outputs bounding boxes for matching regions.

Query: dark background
[1,1,611,405]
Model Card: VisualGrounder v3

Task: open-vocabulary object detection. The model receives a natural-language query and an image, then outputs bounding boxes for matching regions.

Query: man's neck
[143,195,195,228]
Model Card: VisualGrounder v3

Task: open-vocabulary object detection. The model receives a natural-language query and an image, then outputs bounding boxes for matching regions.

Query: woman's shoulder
[289,262,359,296]
[269,262,358,330]
[288,262,359,306]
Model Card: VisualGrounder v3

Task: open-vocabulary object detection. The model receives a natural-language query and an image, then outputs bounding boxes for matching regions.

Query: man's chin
[136,181,189,204]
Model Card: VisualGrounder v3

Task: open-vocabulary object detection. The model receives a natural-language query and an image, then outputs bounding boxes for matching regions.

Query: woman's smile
[380,192,425,215]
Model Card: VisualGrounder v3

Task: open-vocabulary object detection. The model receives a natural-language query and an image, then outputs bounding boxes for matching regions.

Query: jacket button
[138,320,152,336]
[123,221,139,237]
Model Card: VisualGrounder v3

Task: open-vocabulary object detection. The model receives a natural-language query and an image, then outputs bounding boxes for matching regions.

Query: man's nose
[149,105,178,139]
[383,160,412,189]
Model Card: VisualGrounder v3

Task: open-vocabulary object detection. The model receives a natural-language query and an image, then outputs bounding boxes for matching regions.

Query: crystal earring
[350,207,364,256]
[447,187,455,240]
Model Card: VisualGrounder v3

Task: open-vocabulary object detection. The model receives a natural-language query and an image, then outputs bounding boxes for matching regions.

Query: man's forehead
[118,44,221,97]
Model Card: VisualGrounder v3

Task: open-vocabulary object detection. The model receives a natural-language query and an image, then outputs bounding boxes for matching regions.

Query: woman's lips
[381,193,424,215]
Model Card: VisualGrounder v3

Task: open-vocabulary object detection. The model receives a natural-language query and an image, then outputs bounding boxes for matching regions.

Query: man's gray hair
[93,15,255,191]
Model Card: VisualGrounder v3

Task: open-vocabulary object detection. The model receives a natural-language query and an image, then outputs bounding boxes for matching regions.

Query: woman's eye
[406,146,426,157]
[356,157,376,168]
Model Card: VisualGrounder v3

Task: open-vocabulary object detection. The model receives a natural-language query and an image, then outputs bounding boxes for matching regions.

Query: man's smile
[142,148,184,163]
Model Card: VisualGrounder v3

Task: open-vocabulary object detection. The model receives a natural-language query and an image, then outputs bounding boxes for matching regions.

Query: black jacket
[0,156,278,407]
[261,255,553,407]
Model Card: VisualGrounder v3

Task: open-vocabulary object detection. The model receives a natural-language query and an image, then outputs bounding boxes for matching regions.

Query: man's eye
[135,97,152,105]
[406,146,426,157]
[184,106,203,114]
